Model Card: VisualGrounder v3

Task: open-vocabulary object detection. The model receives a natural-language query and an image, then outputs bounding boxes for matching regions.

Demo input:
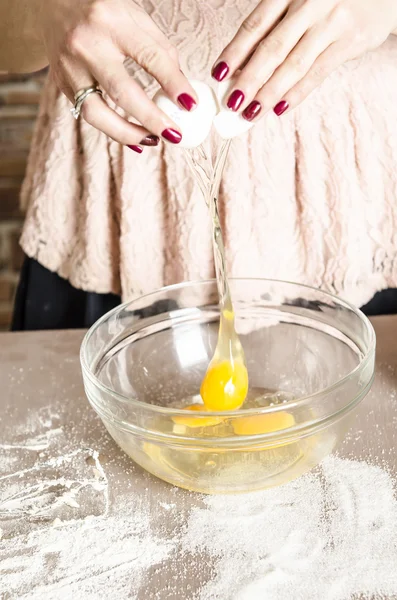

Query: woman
[1,0,397,329]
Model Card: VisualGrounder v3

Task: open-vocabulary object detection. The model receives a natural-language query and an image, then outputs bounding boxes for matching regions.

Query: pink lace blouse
[20,0,397,307]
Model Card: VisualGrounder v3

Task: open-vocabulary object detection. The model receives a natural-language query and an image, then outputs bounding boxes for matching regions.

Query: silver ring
[70,86,103,120]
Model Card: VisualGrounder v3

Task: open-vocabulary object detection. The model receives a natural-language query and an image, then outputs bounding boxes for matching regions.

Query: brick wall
[0,71,46,330]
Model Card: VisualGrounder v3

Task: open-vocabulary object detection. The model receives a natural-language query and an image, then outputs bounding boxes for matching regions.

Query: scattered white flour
[0,428,64,452]
[0,450,108,514]
[2,455,397,599]
[2,398,397,599]
[160,502,176,511]
[183,456,397,600]
[1,509,174,599]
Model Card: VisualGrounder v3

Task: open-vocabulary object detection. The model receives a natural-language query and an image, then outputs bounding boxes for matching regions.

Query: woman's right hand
[37,0,198,150]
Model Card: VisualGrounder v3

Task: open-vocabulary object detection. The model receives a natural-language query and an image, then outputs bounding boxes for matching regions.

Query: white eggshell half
[153,80,218,148]
[212,77,254,140]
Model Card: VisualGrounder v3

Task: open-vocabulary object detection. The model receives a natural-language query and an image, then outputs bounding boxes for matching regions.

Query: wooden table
[1,319,397,599]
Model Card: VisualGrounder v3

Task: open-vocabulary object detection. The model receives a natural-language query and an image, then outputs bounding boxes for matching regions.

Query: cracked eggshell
[213,77,254,139]
[153,80,218,148]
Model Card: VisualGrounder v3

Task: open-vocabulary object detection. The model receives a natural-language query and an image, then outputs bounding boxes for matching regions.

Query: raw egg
[232,412,295,435]
[172,404,223,429]
[200,359,248,411]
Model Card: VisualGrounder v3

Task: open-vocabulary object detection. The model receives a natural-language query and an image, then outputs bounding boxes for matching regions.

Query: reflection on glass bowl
[80,279,375,494]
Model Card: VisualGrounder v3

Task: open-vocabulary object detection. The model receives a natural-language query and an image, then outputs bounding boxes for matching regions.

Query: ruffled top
[20,0,397,306]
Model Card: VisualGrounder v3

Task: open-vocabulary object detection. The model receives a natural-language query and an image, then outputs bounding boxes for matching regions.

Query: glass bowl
[80,279,375,494]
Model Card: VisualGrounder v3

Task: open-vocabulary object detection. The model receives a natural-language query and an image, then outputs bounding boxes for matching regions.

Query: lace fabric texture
[20,0,397,306]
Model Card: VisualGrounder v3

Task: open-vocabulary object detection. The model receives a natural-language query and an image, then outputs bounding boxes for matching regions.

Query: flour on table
[2,456,397,599]
[0,446,109,538]
[183,456,397,600]
[1,508,174,600]
[1,428,64,452]
[2,399,397,600]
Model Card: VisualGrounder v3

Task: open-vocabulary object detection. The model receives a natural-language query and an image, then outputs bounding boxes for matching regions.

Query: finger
[276,41,350,114]
[71,1,197,113]
[132,12,181,63]
[237,19,284,71]
[241,23,336,119]
[121,30,198,112]
[212,0,290,81]
[79,93,158,152]
[63,64,159,150]
[87,51,184,144]
[111,8,198,110]
[224,9,313,111]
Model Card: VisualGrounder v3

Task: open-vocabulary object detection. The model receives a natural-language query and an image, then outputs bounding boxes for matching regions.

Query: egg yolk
[200,360,248,411]
[223,309,234,321]
[232,412,295,435]
[172,404,223,429]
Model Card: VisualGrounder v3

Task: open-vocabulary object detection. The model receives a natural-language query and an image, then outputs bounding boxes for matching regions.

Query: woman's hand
[38,0,198,149]
[212,0,397,121]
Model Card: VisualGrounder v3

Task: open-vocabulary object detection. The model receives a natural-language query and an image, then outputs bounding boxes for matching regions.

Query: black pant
[11,257,397,331]
[12,258,120,331]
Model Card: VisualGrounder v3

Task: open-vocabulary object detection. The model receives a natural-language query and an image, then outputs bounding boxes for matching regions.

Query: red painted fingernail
[162,128,182,144]
[177,93,197,112]
[242,100,262,122]
[273,100,289,116]
[140,134,160,146]
[227,89,245,112]
[212,61,229,82]
[127,145,143,154]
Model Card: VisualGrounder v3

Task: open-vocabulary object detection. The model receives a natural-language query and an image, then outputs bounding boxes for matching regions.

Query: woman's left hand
[212,0,397,121]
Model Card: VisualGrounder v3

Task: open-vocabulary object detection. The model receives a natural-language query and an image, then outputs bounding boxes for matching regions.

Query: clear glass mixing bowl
[80,279,375,494]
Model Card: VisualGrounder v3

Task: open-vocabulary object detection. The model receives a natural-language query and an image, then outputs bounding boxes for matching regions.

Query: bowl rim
[80,277,376,418]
